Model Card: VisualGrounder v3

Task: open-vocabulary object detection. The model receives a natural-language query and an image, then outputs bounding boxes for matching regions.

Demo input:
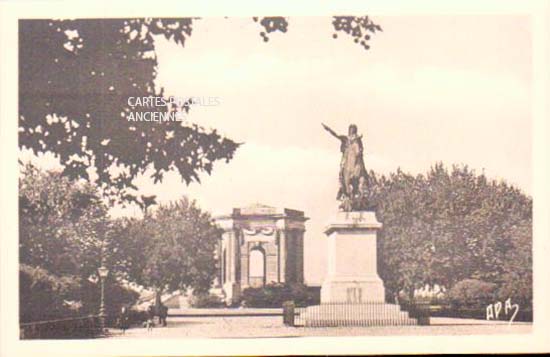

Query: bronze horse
[322,123,368,211]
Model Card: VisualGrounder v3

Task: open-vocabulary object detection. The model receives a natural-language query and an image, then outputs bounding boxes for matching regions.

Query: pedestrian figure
[159,303,168,327]
[146,303,155,332]
[118,306,130,334]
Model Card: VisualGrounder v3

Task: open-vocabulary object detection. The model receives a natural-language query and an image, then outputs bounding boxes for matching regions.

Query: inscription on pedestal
[346,287,363,303]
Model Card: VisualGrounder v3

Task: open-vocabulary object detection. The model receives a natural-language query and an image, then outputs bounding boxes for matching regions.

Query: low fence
[20,315,103,339]
[284,301,429,327]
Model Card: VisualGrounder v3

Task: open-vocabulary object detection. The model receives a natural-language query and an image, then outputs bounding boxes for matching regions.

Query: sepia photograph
[1,0,550,356]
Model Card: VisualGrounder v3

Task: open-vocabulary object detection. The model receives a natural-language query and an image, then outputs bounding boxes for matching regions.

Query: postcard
[1,0,549,355]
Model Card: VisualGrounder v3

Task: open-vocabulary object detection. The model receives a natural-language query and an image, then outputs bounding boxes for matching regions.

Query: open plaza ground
[107,313,531,339]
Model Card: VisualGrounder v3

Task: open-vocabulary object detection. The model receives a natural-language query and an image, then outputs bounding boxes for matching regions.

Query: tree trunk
[408,286,415,303]
[155,287,162,312]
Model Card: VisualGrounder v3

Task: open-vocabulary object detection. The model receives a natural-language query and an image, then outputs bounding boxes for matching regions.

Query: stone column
[240,241,249,287]
[277,229,287,283]
[221,230,234,303]
[220,228,242,305]
[265,242,278,284]
[232,229,242,301]
[295,229,305,283]
[321,211,385,303]
[216,241,223,288]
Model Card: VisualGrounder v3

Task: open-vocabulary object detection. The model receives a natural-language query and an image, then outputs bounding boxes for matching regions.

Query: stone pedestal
[321,211,385,303]
[223,282,240,306]
[302,211,418,326]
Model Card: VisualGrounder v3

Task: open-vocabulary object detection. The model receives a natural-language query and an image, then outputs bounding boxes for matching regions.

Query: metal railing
[20,315,103,339]
[283,301,430,327]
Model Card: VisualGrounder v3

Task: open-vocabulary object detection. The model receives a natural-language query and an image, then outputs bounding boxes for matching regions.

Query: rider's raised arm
[322,123,344,141]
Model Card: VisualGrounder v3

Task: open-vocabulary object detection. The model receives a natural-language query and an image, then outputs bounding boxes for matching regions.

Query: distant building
[215,204,308,305]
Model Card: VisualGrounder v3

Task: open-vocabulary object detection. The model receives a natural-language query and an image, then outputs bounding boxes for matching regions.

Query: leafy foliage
[188,293,225,308]
[447,279,497,309]
[252,16,382,49]
[20,163,108,278]
[19,165,140,322]
[19,16,381,205]
[361,163,532,306]
[19,19,239,204]
[121,198,222,294]
[19,264,81,322]
[19,165,223,319]
[20,263,139,324]
[19,163,135,280]
[497,219,532,307]
[241,283,319,308]
[332,16,382,50]
[253,16,288,42]
[78,278,140,325]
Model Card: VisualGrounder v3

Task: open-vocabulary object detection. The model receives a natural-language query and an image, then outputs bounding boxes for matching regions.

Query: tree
[19,163,110,278]
[447,279,497,309]
[19,164,141,321]
[123,198,222,299]
[253,16,381,51]
[19,17,381,204]
[363,164,532,302]
[19,19,240,205]
[497,219,532,307]
[19,163,142,280]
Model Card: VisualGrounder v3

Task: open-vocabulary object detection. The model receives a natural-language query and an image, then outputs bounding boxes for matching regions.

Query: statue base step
[299,303,417,327]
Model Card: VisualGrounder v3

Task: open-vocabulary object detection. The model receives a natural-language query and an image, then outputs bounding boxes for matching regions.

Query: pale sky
[23,15,532,285]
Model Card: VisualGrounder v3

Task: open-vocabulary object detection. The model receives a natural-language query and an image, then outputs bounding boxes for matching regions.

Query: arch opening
[249,247,266,287]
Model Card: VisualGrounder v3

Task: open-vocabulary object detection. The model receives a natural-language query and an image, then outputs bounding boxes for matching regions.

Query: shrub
[20,264,139,329]
[126,309,149,326]
[498,275,532,309]
[188,293,225,308]
[241,283,317,308]
[19,264,80,323]
[447,279,497,309]
[79,279,140,326]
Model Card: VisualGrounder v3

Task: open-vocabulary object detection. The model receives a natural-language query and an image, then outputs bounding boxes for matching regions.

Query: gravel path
[107,316,531,339]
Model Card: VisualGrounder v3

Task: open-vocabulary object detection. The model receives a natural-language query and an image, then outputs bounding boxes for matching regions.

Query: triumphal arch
[215,204,308,304]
